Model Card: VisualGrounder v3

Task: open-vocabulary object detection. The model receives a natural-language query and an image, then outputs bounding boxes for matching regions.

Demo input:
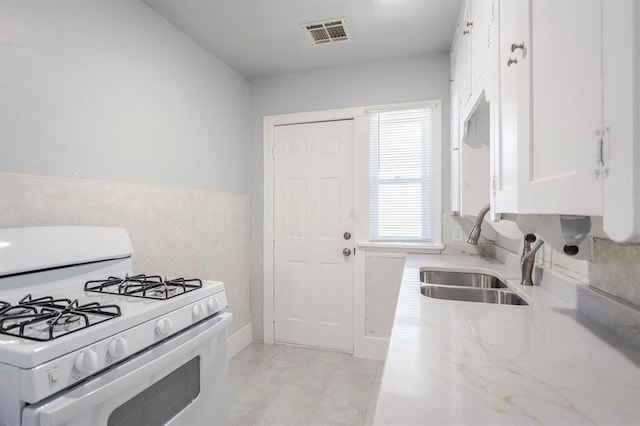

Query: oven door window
[108,356,200,426]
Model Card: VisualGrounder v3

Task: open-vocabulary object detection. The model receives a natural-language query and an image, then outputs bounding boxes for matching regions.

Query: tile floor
[229,343,384,425]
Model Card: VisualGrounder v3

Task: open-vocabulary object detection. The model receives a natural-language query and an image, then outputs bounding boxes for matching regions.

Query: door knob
[342,248,352,257]
[343,232,351,240]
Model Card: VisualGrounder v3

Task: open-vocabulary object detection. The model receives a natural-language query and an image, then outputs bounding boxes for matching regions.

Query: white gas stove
[0,226,231,426]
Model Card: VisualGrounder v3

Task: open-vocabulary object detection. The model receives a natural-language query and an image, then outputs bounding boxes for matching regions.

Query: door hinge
[491,174,497,195]
[271,144,276,159]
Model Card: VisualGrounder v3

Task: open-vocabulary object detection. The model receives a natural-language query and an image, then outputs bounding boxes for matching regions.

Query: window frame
[366,101,443,247]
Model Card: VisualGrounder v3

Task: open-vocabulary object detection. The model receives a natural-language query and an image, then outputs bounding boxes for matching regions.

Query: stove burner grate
[0,295,121,342]
[85,274,202,300]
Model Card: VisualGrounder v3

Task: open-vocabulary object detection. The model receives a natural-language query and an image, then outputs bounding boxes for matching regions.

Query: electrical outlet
[452,224,464,242]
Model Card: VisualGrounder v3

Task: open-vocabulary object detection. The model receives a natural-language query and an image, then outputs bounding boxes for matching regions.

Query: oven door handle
[21,312,232,426]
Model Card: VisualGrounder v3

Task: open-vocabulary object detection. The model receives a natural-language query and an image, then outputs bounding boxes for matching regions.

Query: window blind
[369,107,434,242]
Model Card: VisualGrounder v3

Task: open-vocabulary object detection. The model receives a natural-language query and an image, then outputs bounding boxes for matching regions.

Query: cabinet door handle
[466,21,474,28]
[463,30,470,35]
[594,128,604,177]
[510,42,525,52]
[507,58,518,67]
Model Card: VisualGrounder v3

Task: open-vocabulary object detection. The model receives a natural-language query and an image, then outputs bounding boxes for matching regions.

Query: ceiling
[143,0,462,80]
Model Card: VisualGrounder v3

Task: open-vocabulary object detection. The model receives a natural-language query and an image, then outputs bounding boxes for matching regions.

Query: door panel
[495,0,529,212]
[528,0,603,214]
[602,0,639,241]
[274,120,354,352]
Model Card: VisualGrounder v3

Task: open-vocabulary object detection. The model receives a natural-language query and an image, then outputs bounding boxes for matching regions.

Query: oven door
[22,312,232,426]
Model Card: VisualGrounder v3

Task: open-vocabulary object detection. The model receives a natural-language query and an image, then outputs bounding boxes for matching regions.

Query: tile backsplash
[0,173,250,336]
[495,232,640,309]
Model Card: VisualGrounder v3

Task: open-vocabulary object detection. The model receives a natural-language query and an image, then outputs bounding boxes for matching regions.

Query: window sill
[356,241,444,255]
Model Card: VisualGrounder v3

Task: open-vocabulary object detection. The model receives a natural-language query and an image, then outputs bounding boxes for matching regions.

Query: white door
[273,120,354,352]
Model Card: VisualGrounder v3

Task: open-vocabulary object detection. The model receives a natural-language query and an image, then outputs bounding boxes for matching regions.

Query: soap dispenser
[559,215,591,256]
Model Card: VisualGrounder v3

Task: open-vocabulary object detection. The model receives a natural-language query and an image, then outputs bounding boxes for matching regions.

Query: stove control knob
[156,318,173,337]
[207,297,219,313]
[108,337,129,359]
[75,349,98,374]
[192,303,205,320]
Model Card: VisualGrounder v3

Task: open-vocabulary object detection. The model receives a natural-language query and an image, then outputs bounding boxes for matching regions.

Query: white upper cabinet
[450,0,495,219]
[458,0,473,105]
[450,42,461,214]
[456,0,494,114]
[601,0,640,241]
[492,0,529,213]
[526,0,603,215]
[451,0,639,241]
[470,0,492,90]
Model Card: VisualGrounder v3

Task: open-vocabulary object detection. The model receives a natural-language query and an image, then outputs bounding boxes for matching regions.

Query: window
[369,103,441,243]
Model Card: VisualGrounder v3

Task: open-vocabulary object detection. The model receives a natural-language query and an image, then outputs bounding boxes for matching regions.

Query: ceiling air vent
[302,19,350,45]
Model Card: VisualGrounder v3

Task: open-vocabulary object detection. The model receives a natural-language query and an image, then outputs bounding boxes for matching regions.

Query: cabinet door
[527,0,603,215]
[493,0,529,213]
[459,0,473,105]
[602,0,640,241]
[471,0,492,89]
[450,52,461,214]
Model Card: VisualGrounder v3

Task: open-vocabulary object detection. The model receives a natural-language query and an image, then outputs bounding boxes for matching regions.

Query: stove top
[84,274,203,300]
[0,227,227,370]
[0,295,121,342]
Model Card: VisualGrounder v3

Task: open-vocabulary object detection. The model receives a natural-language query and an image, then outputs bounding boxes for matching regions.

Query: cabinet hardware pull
[507,58,518,66]
[466,21,474,28]
[594,128,604,178]
[463,30,470,35]
[511,42,525,52]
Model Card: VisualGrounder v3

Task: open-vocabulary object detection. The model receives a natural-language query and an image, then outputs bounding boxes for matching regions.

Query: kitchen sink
[420,270,508,289]
[420,285,528,306]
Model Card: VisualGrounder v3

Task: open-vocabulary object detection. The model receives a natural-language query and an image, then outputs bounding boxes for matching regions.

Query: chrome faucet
[466,203,491,245]
[520,233,544,286]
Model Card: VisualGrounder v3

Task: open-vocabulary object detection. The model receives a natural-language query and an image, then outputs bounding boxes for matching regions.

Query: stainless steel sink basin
[420,270,508,289]
[420,285,527,305]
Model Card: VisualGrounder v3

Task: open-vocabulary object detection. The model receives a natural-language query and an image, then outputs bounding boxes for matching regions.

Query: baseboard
[227,323,252,359]
[354,335,389,361]
[274,336,352,353]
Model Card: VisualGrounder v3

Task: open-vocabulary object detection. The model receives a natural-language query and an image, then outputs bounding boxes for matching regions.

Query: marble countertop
[373,254,640,425]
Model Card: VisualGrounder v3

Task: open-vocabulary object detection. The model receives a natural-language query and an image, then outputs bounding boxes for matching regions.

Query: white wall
[0,0,249,194]
[0,1,252,345]
[249,55,451,340]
